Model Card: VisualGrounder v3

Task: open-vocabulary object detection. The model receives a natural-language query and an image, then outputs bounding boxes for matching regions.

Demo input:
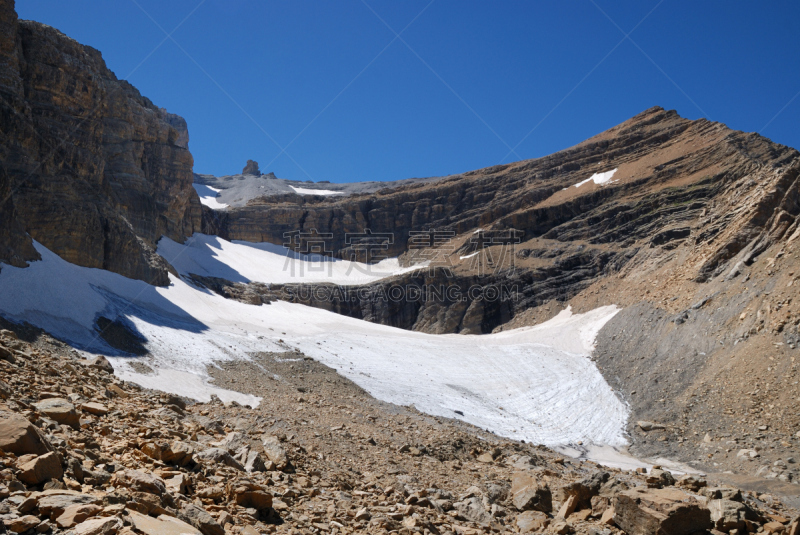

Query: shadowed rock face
[0,0,201,284]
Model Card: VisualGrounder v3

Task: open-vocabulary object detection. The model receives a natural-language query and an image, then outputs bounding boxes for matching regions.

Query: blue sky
[16,1,800,183]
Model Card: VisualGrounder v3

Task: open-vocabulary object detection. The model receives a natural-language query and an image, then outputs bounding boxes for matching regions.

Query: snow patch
[192,184,228,209]
[289,185,344,196]
[459,251,480,260]
[574,168,617,188]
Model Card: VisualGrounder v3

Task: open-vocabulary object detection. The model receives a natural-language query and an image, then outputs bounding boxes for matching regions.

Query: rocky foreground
[0,328,798,535]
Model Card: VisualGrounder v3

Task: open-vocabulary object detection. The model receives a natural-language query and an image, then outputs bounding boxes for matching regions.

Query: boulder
[4,515,40,533]
[646,468,676,488]
[55,503,103,528]
[0,410,53,455]
[18,451,63,485]
[556,495,577,519]
[84,356,114,373]
[80,402,108,416]
[217,431,248,454]
[234,489,273,510]
[516,510,550,532]
[511,472,552,512]
[196,447,244,471]
[262,435,288,469]
[36,490,100,519]
[113,469,166,495]
[180,503,225,535]
[33,398,80,427]
[161,440,194,466]
[555,472,609,509]
[613,487,712,535]
[127,510,202,535]
[73,516,123,535]
[244,449,267,473]
[455,496,492,526]
[709,499,752,532]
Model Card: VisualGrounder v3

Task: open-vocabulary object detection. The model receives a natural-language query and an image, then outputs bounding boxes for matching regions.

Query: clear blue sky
[16,0,800,183]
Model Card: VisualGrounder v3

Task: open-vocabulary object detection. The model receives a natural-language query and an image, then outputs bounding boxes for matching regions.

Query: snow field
[0,238,630,454]
[192,184,228,209]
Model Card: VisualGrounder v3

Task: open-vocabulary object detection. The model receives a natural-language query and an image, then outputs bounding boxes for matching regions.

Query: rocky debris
[0,328,796,535]
[613,487,712,535]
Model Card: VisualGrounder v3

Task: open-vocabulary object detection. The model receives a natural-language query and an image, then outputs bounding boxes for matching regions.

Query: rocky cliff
[0,0,201,285]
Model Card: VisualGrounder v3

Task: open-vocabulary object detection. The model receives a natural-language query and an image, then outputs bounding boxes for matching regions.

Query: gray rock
[180,504,224,535]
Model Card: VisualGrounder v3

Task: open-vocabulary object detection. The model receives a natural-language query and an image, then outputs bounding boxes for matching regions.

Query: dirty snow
[574,168,618,188]
[192,184,228,209]
[289,185,344,196]
[0,241,630,456]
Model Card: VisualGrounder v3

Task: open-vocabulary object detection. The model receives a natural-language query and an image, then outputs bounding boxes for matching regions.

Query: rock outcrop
[242,159,261,176]
[0,0,202,284]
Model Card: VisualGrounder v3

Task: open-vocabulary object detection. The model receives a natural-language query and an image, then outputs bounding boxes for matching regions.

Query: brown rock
[80,402,109,416]
[709,499,752,532]
[516,510,549,532]
[73,516,123,535]
[126,510,202,535]
[234,489,273,510]
[591,495,610,517]
[85,356,114,373]
[4,515,40,533]
[765,522,788,534]
[114,469,166,496]
[55,503,103,528]
[511,472,552,512]
[34,398,80,427]
[600,506,615,526]
[0,410,53,455]
[107,384,129,398]
[18,451,64,485]
[556,495,576,519]
[36,490,101,519]
[613,487,712,535]
[0,14,201,284]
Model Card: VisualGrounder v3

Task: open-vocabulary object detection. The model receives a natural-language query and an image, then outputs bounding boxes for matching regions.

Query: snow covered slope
[0,240,628,449]
[157,234,422,285]
[192,184,228,209]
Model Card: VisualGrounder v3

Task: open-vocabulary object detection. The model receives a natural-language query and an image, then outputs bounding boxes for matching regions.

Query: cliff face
[0,0,201,284]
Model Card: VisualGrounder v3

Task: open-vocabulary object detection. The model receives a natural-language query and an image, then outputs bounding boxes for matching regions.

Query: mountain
[2,0,800,530]
[0,0,202,285]
[192,108,800,474]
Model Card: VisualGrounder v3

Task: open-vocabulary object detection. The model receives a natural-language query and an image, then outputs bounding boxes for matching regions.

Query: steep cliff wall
[0,0,201,284]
